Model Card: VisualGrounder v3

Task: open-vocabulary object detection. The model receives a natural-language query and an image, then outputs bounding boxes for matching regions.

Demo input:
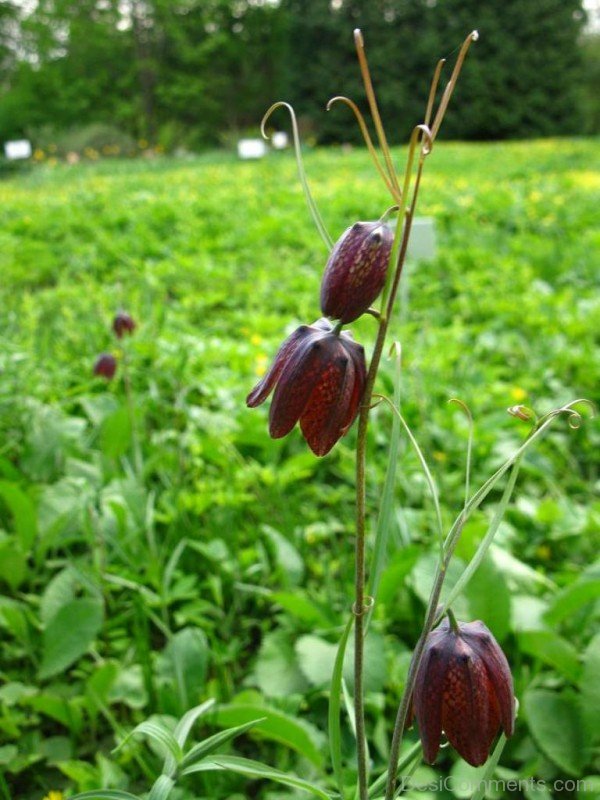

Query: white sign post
[4,140,33,160]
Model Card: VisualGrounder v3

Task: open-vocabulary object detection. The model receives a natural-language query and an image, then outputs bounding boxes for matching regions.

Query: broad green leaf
[254,630,309,697]
[344,630,387,694]
[295,635,338,687]
[215,702,325,767]
[463,555,512,642]
[580,633,600,744]
[272,591,332,627]
[328,616,353,799]
[262,525,304,585]
[180,718,264,769]
[116,720,183,765]
[377,546,420,607]
[0,539,28,589]
[39,599,104,680]
[40,567,78,624]
[518,630,581,682]
[100,406,132,459]
[544,579,600,626]
[182,755,333,798]
[161,627,209,710]
[524,688,587,776]
[0,481,37,550]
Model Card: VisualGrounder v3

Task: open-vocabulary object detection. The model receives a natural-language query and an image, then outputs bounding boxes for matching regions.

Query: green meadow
[0,138,598,799]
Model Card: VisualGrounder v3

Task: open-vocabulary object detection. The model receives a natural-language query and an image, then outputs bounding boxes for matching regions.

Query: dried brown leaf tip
[246,318,367,456]
[412,617,515,767]
[320,222,393,323]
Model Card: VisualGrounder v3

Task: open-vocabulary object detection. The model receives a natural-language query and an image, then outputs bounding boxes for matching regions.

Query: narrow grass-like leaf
[368,344,403,606]
[328,616,353,799]
[179,717,265,770]
[470,734,507,800]
[70,793,141,800]
[367,740,421,798]
[162,699,216,776]
[148,775,174,800]
[377,396,444,545]
[438,458,522,618]
[114,720,183,765]
[181,755,333,798]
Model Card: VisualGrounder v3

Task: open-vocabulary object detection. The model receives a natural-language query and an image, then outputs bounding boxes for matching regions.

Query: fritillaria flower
[93,352,117,380]
[412,617,515,767]
[246,318,367,456]
[113,311,136,339]
[320,221,394,323]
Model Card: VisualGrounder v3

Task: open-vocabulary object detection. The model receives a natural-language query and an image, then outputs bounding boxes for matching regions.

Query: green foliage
[0,140,598,799]
[0,1,595,148]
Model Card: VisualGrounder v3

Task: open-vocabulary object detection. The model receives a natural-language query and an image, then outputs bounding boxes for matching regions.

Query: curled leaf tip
[507,404,536,423]
[448,397,473,422]
[354,28,363,46]
[471,30,480,41]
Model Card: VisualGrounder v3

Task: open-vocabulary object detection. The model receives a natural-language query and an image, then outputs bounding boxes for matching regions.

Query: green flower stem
[354,150,428,800]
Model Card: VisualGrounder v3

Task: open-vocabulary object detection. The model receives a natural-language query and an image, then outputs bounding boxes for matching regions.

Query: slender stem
[353,148,428,800]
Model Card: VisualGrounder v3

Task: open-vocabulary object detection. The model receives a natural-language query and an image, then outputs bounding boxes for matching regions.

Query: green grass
[0,139,599,800]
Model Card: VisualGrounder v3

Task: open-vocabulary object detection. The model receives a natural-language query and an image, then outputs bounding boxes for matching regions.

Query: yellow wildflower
[43,791,64,800]
[510,387,527,402]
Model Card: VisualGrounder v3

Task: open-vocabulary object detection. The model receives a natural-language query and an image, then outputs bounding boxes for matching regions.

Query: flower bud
[94,353,117,380]
[412,618,515,767]
[113,311,136,339]
[320,221,393,323]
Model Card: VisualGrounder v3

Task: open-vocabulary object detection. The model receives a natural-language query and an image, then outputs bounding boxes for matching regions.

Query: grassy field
[0,138,599,800]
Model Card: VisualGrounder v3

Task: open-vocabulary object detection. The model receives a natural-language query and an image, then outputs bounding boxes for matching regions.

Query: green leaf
[181,755,333,798]
[40,567,78,624]
[544,579,600,626]
[272,591,332,627]
[262,525,304,585]
[328,616,353,800]
[254,630,309,697]
[0,481,37,550]
[463,555,512,642]
[162,627,209,711]
[116,720,183,765]
[580,633,600,745]
[215,702,325,768]
[180,718,265,769]
[470,733,508,800]
[70,792,141,800]
[39,598,104,680]
[173,699,216,748]
[518,630,582,682]
[101,406,132,459]
[524,688,588,776]
[295,635,338,687]
[148,775,174,800]
[0,539,28,590]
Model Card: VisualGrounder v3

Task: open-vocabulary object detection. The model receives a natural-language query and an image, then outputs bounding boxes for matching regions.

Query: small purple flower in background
[320,221,393,323]
[412,617,515,767]
[94,352,117,380]
[247,318,367,456]
[113,311,136,339]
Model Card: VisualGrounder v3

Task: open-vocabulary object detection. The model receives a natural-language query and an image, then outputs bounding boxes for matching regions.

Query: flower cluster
[247,221,393,455]
[93,311,136,381]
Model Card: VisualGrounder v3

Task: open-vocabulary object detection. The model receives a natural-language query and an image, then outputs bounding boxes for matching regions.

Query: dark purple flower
[320,221,394,323]
[94,353,117,380]
[246,318,367,456]
[412,618,515,767]
[113,311,136,339]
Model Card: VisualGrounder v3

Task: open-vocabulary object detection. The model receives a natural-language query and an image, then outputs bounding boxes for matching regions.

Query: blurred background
[1,0,599,158]
[0,3,599,800]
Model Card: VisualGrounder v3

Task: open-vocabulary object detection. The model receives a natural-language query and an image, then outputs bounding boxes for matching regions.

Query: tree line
[0,0,596,151]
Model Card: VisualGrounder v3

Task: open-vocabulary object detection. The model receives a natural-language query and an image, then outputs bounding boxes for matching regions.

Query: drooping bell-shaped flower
[320,221,394,323]
[412,617,515,767]
[94,352,117,380]
[113,311,136,339]
[246,318,367,456]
